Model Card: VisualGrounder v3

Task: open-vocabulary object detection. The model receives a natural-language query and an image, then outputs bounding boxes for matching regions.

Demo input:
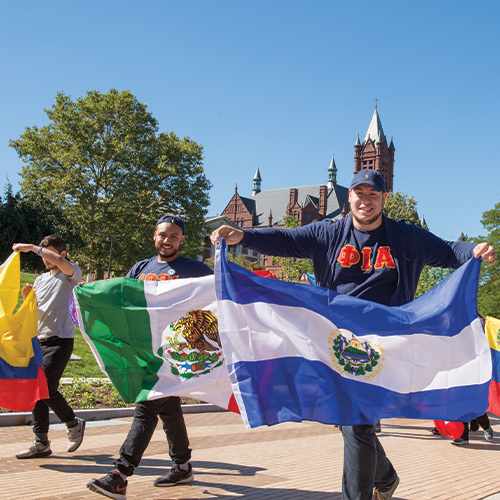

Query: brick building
[204,107,395,270]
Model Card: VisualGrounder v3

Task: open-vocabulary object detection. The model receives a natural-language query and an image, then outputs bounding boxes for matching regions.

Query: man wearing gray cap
[88,215,213,500]
[210,169,497,500]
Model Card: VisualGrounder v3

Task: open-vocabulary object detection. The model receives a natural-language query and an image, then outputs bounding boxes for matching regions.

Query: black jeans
[461,413,490,440]
[33,337,76,438]
[114,396,191,477]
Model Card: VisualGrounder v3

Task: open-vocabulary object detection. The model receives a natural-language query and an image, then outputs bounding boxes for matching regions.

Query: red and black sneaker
[87,471,127,500]
[153,463,194,487]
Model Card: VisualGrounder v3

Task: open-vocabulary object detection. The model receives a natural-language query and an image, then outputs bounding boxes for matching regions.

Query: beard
[352,208,383,229]
[156,243,180,259]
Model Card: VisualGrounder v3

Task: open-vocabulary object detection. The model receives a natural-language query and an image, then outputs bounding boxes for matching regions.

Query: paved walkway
[1,412,499,500]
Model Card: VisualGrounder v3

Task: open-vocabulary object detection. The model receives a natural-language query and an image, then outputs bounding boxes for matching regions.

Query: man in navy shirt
[210,170,497,500]
[88,215,213,500]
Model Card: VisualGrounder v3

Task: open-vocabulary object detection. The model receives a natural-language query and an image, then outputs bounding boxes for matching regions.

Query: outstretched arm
[12,243,76,277]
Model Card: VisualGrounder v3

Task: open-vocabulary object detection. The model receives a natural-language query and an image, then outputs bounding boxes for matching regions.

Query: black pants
[33,337,76,438]
[461,413,490,440]
[114,396,191,477]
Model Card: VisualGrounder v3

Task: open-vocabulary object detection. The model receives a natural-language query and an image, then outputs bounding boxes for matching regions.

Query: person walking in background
[13,235,85,458]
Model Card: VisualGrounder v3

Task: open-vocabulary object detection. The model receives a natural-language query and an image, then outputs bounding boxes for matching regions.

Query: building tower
[252,168,262,195]
[353,106,395,192]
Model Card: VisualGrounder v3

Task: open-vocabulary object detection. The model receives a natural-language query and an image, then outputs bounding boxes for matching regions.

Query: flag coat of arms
[0,253,48,411]
[74,275,238,411]
[214,240,491,429]
[485,316,500,416]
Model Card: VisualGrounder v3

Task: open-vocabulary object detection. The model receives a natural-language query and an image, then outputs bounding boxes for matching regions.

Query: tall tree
[474,202,500,318]
[0,183,79,272]
[10,89,211,278]
[383,190,421,225]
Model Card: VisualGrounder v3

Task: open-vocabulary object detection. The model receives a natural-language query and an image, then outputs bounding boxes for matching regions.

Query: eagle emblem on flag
[162,309,225,379]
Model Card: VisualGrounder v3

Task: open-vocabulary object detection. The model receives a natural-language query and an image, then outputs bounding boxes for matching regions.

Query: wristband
[37,247,43,256]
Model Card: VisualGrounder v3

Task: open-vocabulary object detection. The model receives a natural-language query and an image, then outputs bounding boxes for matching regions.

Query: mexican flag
[73,275,238,412]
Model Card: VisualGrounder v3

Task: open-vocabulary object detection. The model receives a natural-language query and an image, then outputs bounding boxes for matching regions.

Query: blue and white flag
[214,240,491,429]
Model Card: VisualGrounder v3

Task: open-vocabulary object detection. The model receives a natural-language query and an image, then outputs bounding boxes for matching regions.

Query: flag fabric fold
[485,316,500,416]
[214,239,491,429]
[0,253,48,411]
[74,275,238,412]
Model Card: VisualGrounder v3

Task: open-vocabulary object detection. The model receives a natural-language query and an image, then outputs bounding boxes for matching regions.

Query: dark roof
[242,183,350,227]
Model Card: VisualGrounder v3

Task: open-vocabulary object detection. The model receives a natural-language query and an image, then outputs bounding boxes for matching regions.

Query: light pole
[106,237,114,279]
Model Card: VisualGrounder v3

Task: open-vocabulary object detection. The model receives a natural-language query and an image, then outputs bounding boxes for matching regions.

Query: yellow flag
[0,253,38,367]
[0,252,21,317]
[485,316,500,353]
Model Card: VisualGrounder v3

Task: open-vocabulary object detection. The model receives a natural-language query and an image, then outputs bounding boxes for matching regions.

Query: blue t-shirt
[126,255,213,281]
[333,224,398,305]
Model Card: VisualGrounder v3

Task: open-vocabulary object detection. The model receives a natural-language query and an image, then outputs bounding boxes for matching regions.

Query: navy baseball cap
[155,215,185,233]
[350,170,386,192]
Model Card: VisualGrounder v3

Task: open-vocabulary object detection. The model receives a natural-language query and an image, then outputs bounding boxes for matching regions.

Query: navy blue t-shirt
[333,224,398,305]
[126,255,213,281]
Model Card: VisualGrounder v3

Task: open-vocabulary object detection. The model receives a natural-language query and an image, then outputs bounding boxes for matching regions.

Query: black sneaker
[153,463,194,487]
[87,471,127,500]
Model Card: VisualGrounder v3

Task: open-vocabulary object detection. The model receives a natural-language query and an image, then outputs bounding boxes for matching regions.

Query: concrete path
[1,412,499,500]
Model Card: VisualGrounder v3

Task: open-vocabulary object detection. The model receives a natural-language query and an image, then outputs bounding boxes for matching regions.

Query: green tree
[0,183,80,272]
[383,190,421,225]
[204,252,265,271]
[273,215,314,282]
[473,202,500,318]
[10,89,211,278]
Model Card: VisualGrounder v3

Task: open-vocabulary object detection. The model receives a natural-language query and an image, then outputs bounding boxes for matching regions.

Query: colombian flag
[0,253,48,411]
[485,316,500,416]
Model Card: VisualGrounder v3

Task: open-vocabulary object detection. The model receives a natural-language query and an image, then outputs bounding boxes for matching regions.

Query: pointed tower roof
[363,109,385,145]
[253,167,261,181]
[355,134,361,146]
[328,155,337,172]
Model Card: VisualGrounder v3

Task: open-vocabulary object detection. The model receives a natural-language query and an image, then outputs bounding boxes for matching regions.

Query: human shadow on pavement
[41,458,266,478]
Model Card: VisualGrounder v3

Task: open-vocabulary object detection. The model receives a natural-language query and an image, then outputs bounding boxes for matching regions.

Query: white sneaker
[16,441,52,459]
[67,417,86,452]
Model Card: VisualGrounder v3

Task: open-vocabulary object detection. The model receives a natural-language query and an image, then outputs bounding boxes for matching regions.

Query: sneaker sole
[87,481,126,500]
[154,473,194,487]
[16,449,52,459]
[68,420,86,453]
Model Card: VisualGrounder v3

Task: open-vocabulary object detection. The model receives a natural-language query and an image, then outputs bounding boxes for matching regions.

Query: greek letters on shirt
[337,245,396,271]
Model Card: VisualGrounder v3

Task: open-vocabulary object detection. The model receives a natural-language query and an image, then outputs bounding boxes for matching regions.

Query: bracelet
[37,247,43,256]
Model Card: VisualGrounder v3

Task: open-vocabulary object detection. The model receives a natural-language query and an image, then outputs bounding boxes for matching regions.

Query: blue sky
[1,1,498,241]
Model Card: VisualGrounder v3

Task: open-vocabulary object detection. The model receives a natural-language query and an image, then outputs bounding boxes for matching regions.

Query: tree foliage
[383,190,421,225]
[473,201,500,318]
[273,215,314,282]
[0,183,80,272]
[204,252,265,271]
[10,89,211,279]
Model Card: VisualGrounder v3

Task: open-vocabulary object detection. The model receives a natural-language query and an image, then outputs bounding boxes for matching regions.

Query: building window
[241,220,245,228]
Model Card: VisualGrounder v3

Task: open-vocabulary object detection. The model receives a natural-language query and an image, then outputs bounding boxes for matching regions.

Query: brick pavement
[0,412,499,500]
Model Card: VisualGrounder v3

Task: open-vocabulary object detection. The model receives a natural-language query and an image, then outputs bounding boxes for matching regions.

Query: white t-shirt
[34,263,82,340]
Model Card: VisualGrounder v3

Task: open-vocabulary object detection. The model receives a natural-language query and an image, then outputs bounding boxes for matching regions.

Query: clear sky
[1,1,498,241]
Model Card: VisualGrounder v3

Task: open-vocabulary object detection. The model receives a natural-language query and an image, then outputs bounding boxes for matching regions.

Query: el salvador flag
[214,239,491,429]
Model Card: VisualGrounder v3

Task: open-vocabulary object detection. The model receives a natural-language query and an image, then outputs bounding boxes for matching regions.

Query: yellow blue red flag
[0,253,48,411]
[485,316,500,416]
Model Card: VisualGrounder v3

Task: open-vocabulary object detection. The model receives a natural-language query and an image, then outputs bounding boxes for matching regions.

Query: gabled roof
[244,183,350,226]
